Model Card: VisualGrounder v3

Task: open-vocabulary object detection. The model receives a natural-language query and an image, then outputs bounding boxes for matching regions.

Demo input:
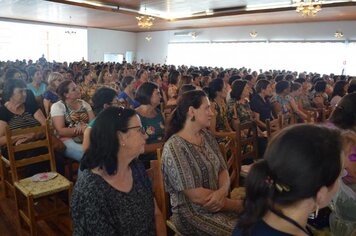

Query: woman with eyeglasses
[43,72,64,116]
[71,107,166,236]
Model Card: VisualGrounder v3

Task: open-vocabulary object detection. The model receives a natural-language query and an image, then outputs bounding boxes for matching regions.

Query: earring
[191,116,196,122]
[315,204,319,218]
[121,143,126,146]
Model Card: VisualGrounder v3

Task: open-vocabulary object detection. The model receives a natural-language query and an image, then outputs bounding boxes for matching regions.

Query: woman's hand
[203,189,226,212]
[13,133,36,145]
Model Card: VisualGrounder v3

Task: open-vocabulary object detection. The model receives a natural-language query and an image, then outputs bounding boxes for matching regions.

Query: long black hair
[207,78,224,100]
[80,107,136,175]
[237,124,342,235]
[164,90,207,140]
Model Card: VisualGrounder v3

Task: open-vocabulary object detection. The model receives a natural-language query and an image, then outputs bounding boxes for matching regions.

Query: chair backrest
[235,121,258,173]
[219,139,238,188]
[266,115,283,142]
[5,120,56,182]
[146,159,167,221]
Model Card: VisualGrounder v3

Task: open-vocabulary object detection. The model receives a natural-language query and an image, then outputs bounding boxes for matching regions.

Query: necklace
[269,207,313,236]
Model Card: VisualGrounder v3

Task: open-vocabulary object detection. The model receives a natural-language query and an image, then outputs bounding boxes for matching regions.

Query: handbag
[63,101,84,144]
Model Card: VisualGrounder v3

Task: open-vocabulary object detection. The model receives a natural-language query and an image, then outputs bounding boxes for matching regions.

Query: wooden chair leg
[28,195,37,236]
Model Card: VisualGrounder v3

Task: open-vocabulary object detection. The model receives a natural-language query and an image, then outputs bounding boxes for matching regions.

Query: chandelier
[334,31,344,39]
[296,0,322,17]
[136,15,155,29]
[249,31,258,38]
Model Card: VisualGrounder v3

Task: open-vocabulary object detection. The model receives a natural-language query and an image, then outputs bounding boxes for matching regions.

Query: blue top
[117,91,140,109]
[232,220,293,236]
[27,82,47,97]
[43,90,59,103]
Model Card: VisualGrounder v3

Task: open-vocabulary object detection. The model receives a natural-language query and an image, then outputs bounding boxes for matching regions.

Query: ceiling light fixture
[296,0,322,17]
[334,31,344,38]
[145,35,152,41]
[136,4,155,29]
[249,31,258,38]
[136,15,155,29]
[191,32,198,39]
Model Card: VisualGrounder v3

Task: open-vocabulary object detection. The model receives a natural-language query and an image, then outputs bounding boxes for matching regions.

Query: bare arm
[289,98,307,120]
[254,112,267,129]
[87,110,95,122]
[52,116,83,137]
[209,109,235,139]
[82,127,91,152]
[43,99,52,117]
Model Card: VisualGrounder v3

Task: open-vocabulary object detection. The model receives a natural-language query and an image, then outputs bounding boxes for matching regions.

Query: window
[167,42,356,75]
[0,21,87,62]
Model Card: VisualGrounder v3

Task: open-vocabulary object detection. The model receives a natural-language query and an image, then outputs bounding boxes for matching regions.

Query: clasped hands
[202,189,227,213]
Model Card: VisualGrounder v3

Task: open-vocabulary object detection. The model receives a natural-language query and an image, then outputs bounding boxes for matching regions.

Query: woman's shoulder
[0,105,12,122]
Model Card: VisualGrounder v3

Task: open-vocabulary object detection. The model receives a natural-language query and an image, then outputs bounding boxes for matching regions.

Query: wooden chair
[156,148,182,236]
[146,160,167,225]
[5,121,72,236]
[235,121,259,181]
[219,138,238,189]
[0,153,15,197]
[266,115,283,142]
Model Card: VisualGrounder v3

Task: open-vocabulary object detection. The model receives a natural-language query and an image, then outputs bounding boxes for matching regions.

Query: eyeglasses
[127,126,147,135]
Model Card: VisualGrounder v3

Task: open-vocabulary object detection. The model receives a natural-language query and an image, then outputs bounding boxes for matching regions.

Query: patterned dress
[161,129,238,236]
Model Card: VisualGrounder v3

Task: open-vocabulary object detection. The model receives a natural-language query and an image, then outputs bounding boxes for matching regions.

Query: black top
[71,159,156,236]
[0,99,40,130]
[232,220,294,236]
[250,94,273,124]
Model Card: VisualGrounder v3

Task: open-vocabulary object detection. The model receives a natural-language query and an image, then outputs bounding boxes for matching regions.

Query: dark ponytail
[237,124,342,235]
[164,90,207,140]
[238,160,275,235]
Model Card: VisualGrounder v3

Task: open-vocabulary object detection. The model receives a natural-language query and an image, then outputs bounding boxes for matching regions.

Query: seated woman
[117,76,140,108]
[43,72,64,116]
[82,87,119,152]
[71,107,166,235]
[161,90,242,236]
[27,66,47,98]
[227,79,253,130]
[289,82,309,122]
[51,80,95,162]
[0,79,64,175]
[207,78,235,142]
[166,70,180,106]
[135,82,165,168]
[97,68,120,94]
[311,80,329,109]
[270,80,292,117]
[79,68,97,105]
[233,124,343,236]
[330,80,348,108]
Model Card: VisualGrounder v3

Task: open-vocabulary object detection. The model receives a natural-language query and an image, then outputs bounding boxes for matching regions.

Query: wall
[87,28,136,63]
[136,21,356,64]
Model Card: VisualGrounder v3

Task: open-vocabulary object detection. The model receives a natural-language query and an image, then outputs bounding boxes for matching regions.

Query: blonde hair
[48,72,63,91]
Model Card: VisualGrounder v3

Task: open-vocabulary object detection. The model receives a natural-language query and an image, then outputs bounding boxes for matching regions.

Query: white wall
[136,21,356,64]
[87,28,136,63]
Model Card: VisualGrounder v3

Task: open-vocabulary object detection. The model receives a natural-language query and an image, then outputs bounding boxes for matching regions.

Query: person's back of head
[92,87,117,115]
[329,93,356,130]
[237,124,342,235]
